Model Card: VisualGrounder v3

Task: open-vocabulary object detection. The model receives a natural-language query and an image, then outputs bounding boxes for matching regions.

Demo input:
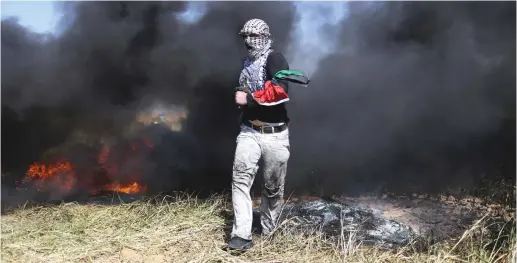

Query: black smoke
[287,2,516,196]
[1,2,515,203]
[1,1,297,202]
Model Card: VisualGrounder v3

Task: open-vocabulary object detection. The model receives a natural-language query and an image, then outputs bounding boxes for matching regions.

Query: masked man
[228,18,291,250]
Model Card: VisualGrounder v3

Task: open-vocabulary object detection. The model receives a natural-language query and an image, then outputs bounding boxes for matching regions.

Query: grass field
[1,192,515,263]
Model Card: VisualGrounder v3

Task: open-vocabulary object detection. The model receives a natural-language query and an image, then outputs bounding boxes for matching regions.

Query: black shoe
[227,237,253,250]
[252,210,263,234]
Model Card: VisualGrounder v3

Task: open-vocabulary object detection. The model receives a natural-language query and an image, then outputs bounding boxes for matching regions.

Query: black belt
[243,122,288,134]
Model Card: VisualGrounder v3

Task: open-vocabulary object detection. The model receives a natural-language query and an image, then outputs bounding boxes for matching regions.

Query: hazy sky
[1,1,61,33]
[1,1,346,34]
[1,1,347,75]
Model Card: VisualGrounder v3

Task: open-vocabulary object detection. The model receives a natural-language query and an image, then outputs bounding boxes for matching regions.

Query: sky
[1,1,347,75]
[1,1,62,34]
[0,1,199,34]
[1,1,346,34]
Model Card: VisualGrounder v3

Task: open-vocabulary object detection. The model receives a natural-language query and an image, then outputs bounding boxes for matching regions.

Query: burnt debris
[280,200,415,248]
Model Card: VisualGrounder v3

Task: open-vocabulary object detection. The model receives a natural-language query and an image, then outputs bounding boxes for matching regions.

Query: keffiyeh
[239,18,272,60]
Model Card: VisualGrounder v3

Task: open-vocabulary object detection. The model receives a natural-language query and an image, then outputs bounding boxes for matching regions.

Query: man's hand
[235,91,248,105]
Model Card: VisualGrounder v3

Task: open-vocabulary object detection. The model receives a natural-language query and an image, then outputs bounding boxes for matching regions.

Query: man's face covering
[239,19,272,60]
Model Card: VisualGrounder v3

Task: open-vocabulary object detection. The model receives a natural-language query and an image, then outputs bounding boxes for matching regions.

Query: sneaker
[227,236,253,250]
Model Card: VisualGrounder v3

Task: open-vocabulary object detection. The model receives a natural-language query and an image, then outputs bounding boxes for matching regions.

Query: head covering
[239,18,272,60]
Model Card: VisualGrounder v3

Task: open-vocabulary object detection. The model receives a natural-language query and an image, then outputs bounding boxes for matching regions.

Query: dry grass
[1,193,515,263]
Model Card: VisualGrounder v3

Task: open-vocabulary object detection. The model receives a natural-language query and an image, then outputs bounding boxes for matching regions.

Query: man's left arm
[246,52,290,107]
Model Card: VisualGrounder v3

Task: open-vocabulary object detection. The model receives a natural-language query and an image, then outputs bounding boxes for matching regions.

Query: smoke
[287,2,516,196]
[1,2,515,203]
[1,1,297,200]
[286,2,346,77]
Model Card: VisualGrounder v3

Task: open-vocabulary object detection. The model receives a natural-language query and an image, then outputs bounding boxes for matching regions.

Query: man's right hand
[235,91,248,106]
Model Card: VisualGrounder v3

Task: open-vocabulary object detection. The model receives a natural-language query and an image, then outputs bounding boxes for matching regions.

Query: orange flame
[105,182,146,194]
[24,161,75,191]
[26,161,73,180]
[20,138,152,195]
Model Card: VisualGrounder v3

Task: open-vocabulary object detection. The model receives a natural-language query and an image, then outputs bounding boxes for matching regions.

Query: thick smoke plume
[1,2,515,203]
[287,2,515,196]
[1,1,297,201]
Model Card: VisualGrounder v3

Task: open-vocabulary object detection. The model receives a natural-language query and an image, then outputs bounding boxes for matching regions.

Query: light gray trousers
[231,124,290,240]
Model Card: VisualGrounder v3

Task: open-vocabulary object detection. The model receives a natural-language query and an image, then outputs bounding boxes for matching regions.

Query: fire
[26,161,73,180]
[23,161,75,192]
[18,137,153,196]
[105,182,146,194]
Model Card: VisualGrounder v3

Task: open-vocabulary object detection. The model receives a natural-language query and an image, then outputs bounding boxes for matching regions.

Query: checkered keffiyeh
[239,18,272,60]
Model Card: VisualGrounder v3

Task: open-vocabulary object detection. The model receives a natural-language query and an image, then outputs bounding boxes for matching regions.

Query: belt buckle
[255,125,273,134]
[263,126,274,134]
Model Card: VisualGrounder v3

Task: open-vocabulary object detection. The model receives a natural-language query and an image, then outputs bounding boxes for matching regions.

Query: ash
[279,199,415,248]
[268,194,514,249]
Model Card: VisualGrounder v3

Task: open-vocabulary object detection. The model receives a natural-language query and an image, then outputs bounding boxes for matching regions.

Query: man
[228,18,291,250]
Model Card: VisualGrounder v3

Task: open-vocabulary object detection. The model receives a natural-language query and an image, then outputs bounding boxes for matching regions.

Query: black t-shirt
[241,51,290,124]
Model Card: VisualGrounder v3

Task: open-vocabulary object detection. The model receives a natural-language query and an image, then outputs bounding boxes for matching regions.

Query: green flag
[273,70,310,86]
